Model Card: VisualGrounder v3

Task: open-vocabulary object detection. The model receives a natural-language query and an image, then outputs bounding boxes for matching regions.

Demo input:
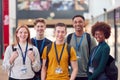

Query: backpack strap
[67,33,91,55]
[46,43,52,55]
[12,45,16,51]
[45,43,71,68]
[67,33,73,44]
[45,43,52,68]
[31,38,35,44]
[10,44,17,77]
[67,44,71,65]
[86,33,91,55]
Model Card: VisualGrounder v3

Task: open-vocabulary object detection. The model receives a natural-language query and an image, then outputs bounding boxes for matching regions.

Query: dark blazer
[87,41,110,80]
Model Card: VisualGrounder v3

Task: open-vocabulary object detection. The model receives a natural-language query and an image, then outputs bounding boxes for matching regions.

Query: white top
[2,44,41,79]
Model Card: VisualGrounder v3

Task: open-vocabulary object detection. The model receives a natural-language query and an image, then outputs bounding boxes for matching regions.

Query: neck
[19,41,27,46]
[75,31,84,37]
[36,34,44,40]
[55,40,64,45]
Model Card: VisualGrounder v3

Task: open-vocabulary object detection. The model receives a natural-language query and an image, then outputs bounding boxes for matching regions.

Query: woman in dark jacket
[88,22,111,80]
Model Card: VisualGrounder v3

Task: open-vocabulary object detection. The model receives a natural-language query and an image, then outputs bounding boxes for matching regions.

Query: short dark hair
[55,23,67,31]
[34,18,46,25]
[72,15,85,21]
[91,22,111,39]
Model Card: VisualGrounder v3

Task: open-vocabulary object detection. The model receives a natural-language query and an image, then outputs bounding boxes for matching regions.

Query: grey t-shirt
[66,33,96,77]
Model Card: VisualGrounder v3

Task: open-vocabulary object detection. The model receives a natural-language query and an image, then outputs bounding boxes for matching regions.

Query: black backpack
[67,33,91,54]
[67,33,118,80]
[45,43,71,68]
[12,45,33,51]
[12,45,17,51]
[105,55,118,80]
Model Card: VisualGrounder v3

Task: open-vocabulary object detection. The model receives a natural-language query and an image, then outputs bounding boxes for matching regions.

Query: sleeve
[70,47,77,61]
[90,36,97,50]
[64,37,67,43]
[89,46,110,79]
[31,38,34,45]
[2,45,13,71]
[31,46,41,72]
[41,46,47,59]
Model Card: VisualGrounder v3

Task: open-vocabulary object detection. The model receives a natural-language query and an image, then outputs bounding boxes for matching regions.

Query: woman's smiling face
[94,30,105,42]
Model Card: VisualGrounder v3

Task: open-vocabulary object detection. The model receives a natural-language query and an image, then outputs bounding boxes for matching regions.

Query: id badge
[77,56,80,59]
[89,66,94,73]
[55,67,63,74]
[76,51,81,59]
[21,65,27,74]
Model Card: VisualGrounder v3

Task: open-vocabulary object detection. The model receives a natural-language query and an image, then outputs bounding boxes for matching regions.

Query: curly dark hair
[91,22,111,39]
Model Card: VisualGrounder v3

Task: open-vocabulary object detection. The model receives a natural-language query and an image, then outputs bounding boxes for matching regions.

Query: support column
[0,0,3,59]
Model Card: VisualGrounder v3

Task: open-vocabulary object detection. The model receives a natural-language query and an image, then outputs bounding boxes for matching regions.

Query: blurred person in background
[29,0,52,11]
[31,18,52,80]
[75,0,88,11]
[18,0,30,10]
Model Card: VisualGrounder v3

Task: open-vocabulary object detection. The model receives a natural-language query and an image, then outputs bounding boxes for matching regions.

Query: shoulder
[31,38,35,43]
[85,32,91,38]
[66,43,74,52]
[7,45,12,48]
[103,42,110,50]
[66,33,74,43]
[5,45,13,50]
[46,42,53,48]
[85,33,96,43]
[45,38,52,42]
[31,37,35,40]
[32,45,37,49]
[66,44,77,60]
[4,45,13,55]
[28,43,37,50]
[67,33,74,38]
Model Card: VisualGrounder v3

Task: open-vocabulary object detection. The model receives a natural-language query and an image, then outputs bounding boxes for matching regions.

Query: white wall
[89,0,120,17]
[9,0,16,44]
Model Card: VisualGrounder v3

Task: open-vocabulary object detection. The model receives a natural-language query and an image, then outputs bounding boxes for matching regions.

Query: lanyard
[54,42,65,65]
[34,38,45,54]
[90,45,101,66]
[74,33,85,51]
[18,42,28,65]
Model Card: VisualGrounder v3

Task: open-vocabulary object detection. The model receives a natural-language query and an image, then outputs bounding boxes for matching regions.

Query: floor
[0,60,8,80]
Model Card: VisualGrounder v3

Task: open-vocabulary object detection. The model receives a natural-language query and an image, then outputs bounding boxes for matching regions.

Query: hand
[27,50,35,63]
[9,51,18,64]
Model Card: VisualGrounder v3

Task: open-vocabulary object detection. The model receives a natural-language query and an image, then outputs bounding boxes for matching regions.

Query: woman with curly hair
[87,22,111,80]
